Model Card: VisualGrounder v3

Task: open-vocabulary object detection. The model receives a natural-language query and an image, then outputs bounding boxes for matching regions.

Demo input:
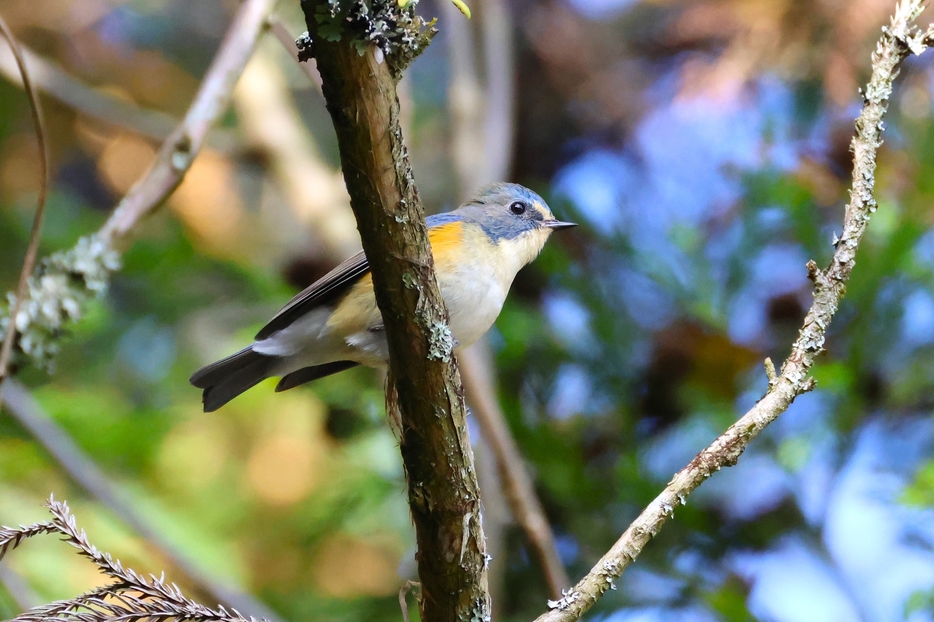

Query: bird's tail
[189,347,277,412]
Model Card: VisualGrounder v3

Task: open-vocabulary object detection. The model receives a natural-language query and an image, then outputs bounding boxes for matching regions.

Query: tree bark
[299,4,491,622]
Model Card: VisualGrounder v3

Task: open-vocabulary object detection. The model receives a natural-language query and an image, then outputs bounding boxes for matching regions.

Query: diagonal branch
[461,347,570,597]
[532,1,930,620]
[0,42,178,142]
[0,0,278,375]
[95,0,278,248]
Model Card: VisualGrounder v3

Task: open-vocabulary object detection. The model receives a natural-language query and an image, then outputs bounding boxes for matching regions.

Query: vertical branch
[299,3,490,622]
[461,347,570,596]
[0,15,49,404]
[233,48,359,262]
[444,0,568,597]
[477,0,515,190]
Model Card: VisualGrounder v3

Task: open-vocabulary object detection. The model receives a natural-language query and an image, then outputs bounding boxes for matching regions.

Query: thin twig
[5,498,264,622]
[0,15,49,406]
[0,380,283,622]
[96,0,278,248]
[267,16,322,87]
[444,0,568,597]
[398,580,420,622]
[461,346,570,597]
[533,2,930,621]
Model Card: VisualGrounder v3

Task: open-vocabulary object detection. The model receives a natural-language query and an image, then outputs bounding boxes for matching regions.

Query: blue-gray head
[431,183,577,274]
[454,182,576,241]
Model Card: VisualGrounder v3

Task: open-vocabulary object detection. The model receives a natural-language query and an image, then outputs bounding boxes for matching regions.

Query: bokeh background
[2,0,934,620]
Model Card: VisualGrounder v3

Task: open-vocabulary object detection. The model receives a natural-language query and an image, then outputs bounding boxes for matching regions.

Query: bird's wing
[255,251,370,340]
[253,213,464,341]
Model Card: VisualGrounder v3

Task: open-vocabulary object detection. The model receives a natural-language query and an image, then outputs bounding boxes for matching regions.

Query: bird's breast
[434,233,513,349]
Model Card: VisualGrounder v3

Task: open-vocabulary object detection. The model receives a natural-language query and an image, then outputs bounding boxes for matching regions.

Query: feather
[275,361,359,392]
[190,347,278,412]
[255,213,466,340]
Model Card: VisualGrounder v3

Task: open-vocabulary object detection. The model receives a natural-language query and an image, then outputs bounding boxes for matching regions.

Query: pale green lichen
[0,235,120,371]
[547,588,580,611]
[301,0,437,75]
[468,598,490,622]
[427,320,454,362]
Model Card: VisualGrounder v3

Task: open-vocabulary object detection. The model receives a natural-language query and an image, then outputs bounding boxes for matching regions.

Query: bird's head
[456,183,576,271]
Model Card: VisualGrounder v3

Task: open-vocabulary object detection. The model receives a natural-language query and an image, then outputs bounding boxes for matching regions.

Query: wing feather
[255,251,370,340]
[254,213,464,341]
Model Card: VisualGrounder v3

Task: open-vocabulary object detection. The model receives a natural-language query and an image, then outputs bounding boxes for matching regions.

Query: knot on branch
[295,31,315,62]
[806,260,823,284]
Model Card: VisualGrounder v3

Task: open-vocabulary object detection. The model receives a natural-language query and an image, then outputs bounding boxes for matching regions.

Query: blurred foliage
[3,0,934,621]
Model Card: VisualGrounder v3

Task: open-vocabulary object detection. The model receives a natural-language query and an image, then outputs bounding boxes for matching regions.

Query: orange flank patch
[327,222,466,334]
[428,222,466,250]
[428,221,467,271]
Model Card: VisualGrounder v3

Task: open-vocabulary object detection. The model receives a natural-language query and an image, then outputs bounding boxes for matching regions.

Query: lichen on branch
[0,236,119,371]
[298,0,436,75]
[0,0,276,377]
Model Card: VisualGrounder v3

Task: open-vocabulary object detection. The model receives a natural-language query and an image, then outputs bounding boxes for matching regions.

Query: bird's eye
[509,201,527,215]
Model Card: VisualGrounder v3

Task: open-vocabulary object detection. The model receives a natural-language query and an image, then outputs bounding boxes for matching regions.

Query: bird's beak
[542,220,578,230]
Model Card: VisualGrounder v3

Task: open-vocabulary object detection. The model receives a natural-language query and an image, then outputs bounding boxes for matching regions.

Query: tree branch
[442,0,568,596]
[0,0,277,374]
[0,14,49,404]
[0,41,179,142]
[461,347,570,597]
[268,17,322,87]
[533,1,930,620]
[95,0,277,248]
[233,48,359,262]
[0,0,281,618]
[298,2,490,621]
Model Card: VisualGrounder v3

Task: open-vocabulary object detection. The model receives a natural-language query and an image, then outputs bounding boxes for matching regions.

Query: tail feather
[190,347,277,412]
[275,361,358,392]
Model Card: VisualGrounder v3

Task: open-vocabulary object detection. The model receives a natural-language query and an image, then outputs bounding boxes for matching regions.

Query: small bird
[190,183,576,411]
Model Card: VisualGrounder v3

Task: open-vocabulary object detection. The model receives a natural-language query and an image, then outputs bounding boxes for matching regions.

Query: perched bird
[190,183,576,411]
